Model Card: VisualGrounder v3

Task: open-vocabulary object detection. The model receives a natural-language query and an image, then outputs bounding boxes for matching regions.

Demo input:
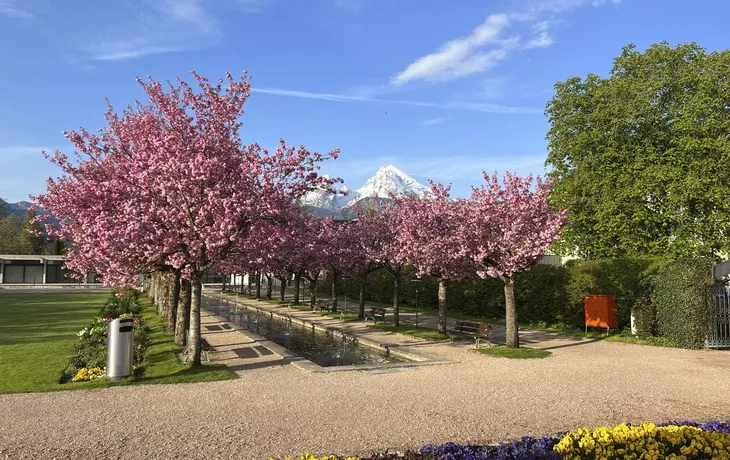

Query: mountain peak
[300,164,429,216]
[355,164,428,200]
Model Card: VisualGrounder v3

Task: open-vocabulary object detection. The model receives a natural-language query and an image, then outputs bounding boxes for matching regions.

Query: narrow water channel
[202,296,409,367]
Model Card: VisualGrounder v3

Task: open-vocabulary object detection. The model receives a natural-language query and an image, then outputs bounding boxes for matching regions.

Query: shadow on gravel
[537,338,603,350]
[228,359,289,372]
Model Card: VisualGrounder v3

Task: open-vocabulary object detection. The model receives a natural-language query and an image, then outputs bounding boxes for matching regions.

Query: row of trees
[217,174,565,348]
[36,70,564,366]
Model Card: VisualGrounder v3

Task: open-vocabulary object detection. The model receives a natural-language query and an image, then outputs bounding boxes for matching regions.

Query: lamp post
[412,277,422,328]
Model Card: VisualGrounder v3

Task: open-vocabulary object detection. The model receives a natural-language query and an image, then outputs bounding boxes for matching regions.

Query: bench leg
[475,337,480,349]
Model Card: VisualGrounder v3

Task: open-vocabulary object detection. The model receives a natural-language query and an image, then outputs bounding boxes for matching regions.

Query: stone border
[203,293,455,373]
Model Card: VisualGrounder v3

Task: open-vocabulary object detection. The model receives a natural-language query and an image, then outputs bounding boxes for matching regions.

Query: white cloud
[251,87,370,102]
[251,86,542,114]
[392,0,619,85]
[423,115,452,125]
[524,31,554,49]
[75,0,267,62]
[481,76,510,99]
[0,146,52,155]
[403,154,547,182]
[391,14,511,85]
[236,0,272,13]
[0,0,33,18]
[84,41,187,62]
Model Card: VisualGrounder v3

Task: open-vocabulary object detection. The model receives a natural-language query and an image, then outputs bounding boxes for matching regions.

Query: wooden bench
[365,307,387,324]
[452,320,493,348]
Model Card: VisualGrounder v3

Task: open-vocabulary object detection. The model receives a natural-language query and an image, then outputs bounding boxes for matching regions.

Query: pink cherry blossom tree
[319,217,362,313]
[463,172,567,348]
[395,183,474,333]
[352,204,404,321]
[365,200,414,326]
[36,71,340,364]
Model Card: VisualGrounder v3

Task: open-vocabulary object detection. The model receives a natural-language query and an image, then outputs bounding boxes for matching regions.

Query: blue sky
[0,0,728,202]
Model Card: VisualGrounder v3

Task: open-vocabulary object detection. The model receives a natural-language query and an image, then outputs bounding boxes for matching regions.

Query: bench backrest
[455,320,491,336]
[370,308,386,315]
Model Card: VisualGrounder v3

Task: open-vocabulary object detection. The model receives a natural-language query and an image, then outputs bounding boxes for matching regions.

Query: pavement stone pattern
[1,289,730,459]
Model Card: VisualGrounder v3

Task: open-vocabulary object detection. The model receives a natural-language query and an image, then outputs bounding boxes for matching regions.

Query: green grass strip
[472,346,551,359]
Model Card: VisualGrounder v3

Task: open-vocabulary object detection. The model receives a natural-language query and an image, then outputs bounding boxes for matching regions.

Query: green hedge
[319,265,568,324]
[652,258,715,348]
[565,258,669,329]
[317,257,720,343]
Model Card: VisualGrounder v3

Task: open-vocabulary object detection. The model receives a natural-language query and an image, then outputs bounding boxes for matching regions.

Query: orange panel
[584,295,618,329]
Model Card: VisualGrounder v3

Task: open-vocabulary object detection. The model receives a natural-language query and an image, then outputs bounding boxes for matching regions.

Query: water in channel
[202,297,408,367]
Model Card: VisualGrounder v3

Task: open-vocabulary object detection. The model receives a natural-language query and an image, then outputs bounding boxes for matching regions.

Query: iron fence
[707,280,730,348]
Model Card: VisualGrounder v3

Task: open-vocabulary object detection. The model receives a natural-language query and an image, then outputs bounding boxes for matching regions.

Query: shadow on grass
[472,346,552,359]
[135,363,237,385]
[371,324,473,341]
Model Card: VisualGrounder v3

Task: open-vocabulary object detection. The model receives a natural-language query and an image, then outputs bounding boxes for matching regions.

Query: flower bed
[61,289,150,383]
[273,421,730,460]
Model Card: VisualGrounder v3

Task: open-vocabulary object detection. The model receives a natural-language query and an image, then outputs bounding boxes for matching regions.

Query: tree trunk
[189,275,203,365]
[174,279,190,346]
[151,274,159,311]
[309,278,318,307]
[437,278,448,334]
[266,274,273,299]
[167,270,181,332]
[393,274,401,326]
[358,279,365,319]
[331,273,338,313]
[293,271,301,304]
[278,277,287,301]
[155,275,162,315]
[255,272,261,299]
[222,274,226,292]
[162,279,171,320]
[504,278,520,348]
[183,280,191,336]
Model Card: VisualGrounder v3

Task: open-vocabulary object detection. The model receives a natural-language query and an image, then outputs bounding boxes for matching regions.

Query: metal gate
[707,281,730,348]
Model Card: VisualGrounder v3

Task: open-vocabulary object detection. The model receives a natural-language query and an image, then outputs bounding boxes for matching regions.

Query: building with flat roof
[0,255,98,284]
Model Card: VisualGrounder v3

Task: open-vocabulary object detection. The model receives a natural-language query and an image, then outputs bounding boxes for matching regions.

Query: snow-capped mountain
[350,165,429,205]
[301,165,429,216]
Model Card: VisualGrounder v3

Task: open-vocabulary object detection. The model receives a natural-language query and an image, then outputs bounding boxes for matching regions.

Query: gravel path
[2,295,730,459]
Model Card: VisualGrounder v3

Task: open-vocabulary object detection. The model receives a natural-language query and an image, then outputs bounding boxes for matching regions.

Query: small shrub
[652,258,715,348]
[100,288,142,318]
[554,422,730,459]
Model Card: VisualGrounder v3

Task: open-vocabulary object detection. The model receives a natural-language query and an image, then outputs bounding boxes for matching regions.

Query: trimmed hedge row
[315,257,718,347]
[653,258,716,348]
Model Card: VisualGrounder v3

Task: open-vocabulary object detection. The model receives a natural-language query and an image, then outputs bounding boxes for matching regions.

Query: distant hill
[0,199,33,217]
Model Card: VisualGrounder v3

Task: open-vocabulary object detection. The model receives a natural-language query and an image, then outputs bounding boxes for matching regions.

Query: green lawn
[0,291,235,394]
[472,346,552,359]
[371,323,472,341]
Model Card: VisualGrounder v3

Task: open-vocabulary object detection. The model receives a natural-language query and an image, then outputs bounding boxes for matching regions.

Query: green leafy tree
[546,42,730,260]
[20,210,47,255]
[0,215,24,253]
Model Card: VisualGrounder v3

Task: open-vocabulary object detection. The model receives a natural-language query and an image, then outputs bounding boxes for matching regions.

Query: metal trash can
[107,318,134,381]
